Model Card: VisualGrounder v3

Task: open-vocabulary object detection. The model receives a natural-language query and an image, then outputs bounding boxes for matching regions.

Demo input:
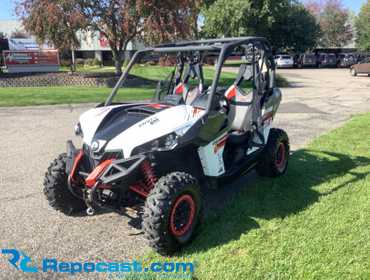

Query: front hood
[106,105,206,158]
[80,103,143,145]
[79,103,169,146]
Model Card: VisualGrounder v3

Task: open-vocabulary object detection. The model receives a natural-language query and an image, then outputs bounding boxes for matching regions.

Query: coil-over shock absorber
[142,161,157,190]
[129,160,157,197]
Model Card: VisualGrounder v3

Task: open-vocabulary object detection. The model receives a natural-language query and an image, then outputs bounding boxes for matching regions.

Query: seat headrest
[174,83,186,95]
[225,85,237,100]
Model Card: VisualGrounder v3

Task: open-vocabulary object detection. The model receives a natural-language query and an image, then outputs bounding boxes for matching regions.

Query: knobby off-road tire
[256,128,290,177]
[142,172,203,255]
[43,153,86,215]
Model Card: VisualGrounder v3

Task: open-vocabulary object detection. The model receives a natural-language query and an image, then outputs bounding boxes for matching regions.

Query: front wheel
[142,172,203,255]
[43,153,86,215]
[256,128,290,177]
[350,68,357,76]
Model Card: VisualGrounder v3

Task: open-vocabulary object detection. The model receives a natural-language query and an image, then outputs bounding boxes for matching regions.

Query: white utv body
[80,104,206,160]
[43,37,289,255]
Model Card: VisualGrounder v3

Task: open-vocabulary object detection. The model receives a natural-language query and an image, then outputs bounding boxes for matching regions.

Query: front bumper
[66,140,146,189]
[276,63,294,68]
[87,155,146,188]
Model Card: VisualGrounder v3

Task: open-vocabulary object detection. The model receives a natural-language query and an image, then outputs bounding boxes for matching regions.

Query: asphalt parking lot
[275,68,370,149]
[0,68,369,279]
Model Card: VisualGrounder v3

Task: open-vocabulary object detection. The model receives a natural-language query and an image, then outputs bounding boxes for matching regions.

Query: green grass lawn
[0,65,288,107]
[0,87,153,107]
[0,65,239,107]
[60,65,117,73]
[144,113,370,280]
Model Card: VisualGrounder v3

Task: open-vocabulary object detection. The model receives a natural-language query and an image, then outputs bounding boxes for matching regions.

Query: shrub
[75,58,85,65]
[84,58,101,66]
[59,59,71,67]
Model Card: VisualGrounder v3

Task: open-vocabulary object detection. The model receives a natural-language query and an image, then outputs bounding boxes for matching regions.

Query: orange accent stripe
[147,103,171,109]
[85,159,113,188]
[68,150,84,183]
[192,107,204,117]
[214,135,229,153]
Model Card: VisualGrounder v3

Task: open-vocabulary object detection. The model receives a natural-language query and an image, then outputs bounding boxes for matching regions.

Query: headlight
[132,133,179,155]
[74,122,83,137]
[163,133,178,149]
[151,133,179,151]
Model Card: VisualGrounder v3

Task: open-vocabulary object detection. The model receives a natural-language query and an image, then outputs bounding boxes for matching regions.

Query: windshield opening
[108,52,214,106]
[105,41,275,112]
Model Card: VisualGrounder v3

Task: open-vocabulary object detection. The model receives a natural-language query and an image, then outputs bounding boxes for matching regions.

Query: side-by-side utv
[43,37,289,255]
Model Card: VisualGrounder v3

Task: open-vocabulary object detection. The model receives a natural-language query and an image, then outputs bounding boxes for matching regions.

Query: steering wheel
[216,90,231,114]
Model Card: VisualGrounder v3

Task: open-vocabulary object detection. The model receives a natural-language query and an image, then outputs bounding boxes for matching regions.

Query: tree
[201,0,249,38]
[18,0,201,74]
[142,0,202,44]
[18,0,143,74]
[319,0,353,47]
[304,0,322,16]
[355,0,370,51]
[76,0,143,74]
[271,3,320,52]
[17,0,85,51]
[202,0,320,51]
[305,0,353,47]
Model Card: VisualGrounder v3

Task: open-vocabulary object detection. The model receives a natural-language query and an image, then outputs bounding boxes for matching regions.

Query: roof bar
[153,45,222,53]
[155,37,268,48]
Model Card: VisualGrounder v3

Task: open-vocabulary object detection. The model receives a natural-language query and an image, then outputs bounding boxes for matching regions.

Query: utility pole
[71,47,76,73]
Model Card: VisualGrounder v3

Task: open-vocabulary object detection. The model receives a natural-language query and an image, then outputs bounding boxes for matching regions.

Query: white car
[274,55,294,68]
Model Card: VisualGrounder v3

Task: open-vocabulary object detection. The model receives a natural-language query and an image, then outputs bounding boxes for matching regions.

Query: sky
[0,0,17,20]
[0,0,367,20]
[343,0,367,12]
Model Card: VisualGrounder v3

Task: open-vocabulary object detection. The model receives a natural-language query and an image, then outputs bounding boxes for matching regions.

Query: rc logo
[1,249,194,276]
[1,249,38,272]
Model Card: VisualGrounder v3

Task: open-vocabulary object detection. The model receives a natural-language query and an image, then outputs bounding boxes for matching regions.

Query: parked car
[350,57,370,76]
[355,54,365,63]
[297,53,318,68]
[318,53,337,68]
[274,54,294,68]
[337,53,356,68]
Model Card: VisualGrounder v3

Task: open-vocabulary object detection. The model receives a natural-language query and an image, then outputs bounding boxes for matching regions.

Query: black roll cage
[105,37,276,116]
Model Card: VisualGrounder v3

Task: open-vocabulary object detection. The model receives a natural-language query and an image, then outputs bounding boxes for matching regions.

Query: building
[74,30,144,64]
[0,19,143,65]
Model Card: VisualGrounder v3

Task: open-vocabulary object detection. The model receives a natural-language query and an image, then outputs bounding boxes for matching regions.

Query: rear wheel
[142,172,202,255]
[351,68,357,76]
[256,128,290,177]
[43,153,86,215]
